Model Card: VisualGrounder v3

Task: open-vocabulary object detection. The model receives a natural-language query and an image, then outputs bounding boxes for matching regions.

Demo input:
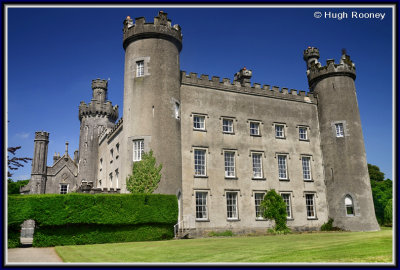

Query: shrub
[384,199,392,226]
[208,230,234,237]
[261,190,290,233]
[8,225,21,248]
[320,218,342,231]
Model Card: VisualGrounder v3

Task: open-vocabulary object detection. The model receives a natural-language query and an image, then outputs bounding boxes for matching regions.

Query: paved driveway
[7,248,63,263]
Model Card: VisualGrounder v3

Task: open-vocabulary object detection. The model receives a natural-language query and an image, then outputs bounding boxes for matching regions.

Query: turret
[304,47,379,231]
[78,79,119,187]
[30,131,49,194]
[233,67,252,86]
[120,11,182,195]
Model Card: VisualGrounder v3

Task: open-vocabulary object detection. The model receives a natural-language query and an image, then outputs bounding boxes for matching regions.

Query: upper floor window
[193,115,205,130]
[136,60,144,77]
[224,151,236,178]
[226,192,239,220]
[275,124,285,138]
[222,118,234,134]
[302,156,312,181]
[277,155,288,180]
[116,143,120,159]
[305,194,316,219]
[252,153,263,179]
[109,172,113,184]
[281,193,292,219]
[99,158,103,171]
[175,102,180,119]
[133,139,144,161]
[110,149,114,163]
[250,121,260,136]
[299,127,308,140]
[195,191,208,220]
[335,123,344,137]
[194,149,206,176]
[60,184,68,194]
[254,192,265,220]
[345,195,354,216]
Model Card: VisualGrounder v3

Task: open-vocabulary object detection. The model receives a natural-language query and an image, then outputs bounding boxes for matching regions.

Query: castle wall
[180,78,329,232]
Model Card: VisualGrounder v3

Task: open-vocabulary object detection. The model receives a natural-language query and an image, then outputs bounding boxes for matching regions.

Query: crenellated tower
[78,79,118,187]
[304,47,379,231]
[30,131,49,194]
[120,11,182,195]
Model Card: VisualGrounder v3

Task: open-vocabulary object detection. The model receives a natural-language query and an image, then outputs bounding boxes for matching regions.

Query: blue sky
[6,6,393,181]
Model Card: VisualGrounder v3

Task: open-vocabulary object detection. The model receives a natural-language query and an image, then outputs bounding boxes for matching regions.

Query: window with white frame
[281,193,292,219]
[226,192,238,220]
[115,169,119,189]
[136,60,144,77]
[224,151,236,178]
[345,195,354,216]
[252,153,263,179]
[278,155,288,180]
[222,118,234,133]
[175,102,180,119]
[299,127,308,140]
[60,184,68,194]
[302,156,312,181]
[193,115,205,130]
[335,123,344,137]
[133,140,144,161]
[305,194,316,218]
[194,149,206,176]
[275,124,285,138]
[254,192,265,219]
[195,192,208,220]
[250,121,260,136]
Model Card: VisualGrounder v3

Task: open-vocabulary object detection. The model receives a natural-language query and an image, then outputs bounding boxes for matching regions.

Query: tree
[7,146,32,178]
[384,199,392,226]
[261,189,289,232]
[126,150,162,194]
[8,179,29,195]
[368,164,385,182]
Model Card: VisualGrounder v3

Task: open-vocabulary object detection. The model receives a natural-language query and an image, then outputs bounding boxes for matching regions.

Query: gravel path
[7,247,63,263]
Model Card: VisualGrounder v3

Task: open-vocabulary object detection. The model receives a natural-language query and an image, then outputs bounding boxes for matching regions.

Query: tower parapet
[78,101,118,121]
[122,11,182,51]
[304,47,356,89]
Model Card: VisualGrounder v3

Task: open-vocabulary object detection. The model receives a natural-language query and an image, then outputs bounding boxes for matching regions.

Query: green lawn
[55,228,393,263]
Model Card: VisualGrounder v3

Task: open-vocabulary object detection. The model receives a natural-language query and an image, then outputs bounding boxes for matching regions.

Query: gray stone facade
[24,11,379,233]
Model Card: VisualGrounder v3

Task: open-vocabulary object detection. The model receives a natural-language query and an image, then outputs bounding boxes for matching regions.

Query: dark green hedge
[33,224,173,247]
[8,193,178,226]
[8,193,178,247]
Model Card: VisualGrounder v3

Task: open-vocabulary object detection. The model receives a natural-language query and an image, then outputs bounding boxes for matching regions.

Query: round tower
[30,131,49,194]
[120,11,182,195]
[304,47,379,231]
[78,79,118,187]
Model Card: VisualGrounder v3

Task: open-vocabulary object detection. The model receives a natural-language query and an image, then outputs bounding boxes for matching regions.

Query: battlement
[181,71,315,104]
[99,117,123,145]
[304,48,356,88]
[122,11,182,51]
[92,78,108,90]
[78,100,119,122]
[34,131,49,141]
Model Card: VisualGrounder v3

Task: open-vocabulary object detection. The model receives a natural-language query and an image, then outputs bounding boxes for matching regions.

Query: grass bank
[55,227,392,263]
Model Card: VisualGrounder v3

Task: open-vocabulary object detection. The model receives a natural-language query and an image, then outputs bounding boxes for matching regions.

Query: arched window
[345,195,354,216]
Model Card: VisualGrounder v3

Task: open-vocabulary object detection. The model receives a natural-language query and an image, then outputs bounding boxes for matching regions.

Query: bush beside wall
[8,194,178,247]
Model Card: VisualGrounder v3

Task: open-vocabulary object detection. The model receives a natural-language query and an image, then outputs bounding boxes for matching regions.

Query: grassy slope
[55,228,392,263]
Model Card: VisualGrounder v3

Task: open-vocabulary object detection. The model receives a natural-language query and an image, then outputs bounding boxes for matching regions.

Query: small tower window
[175,102,180,119]
[335,123,344,137]
[345,195,354,216]
[136,61,144,77]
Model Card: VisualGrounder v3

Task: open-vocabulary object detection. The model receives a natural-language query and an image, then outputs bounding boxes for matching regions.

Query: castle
[22,11,379,233]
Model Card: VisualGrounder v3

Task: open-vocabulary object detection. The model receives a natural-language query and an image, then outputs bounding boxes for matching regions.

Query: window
[175,103,180,119]
[302,156,312,181]
[226,192,238,220]
[335,123,344,137]
[194,149,206,176]
[281,193,292,219]
[136,60,144,77]
[345,195,354,216]
[60,184,68,194]
[250,122,260,136]
[195,192,208,220]
[299,127,308,140]
[110,149,114,163]
[116,143,120,159]
[109,172,113,185]
[252,153,263,179]
[99,179,102,188]
[305,194,316,218]
[223,118,234,133]
[193,115,205,130]
[99,158,103,171]
[224,151,236,178]
[133,140,144,161]
[275,124,285,138]
[254,192,265,220]
[278,155,288,180]
[115,169,119,188]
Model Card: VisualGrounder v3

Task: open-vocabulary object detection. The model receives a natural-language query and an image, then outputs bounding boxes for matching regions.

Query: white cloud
[16,132,30,139]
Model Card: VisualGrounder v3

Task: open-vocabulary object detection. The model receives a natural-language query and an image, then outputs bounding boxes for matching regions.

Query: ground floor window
[226,192,238,220]
[60,184,68,194]
[281,193,292,219]
[195,192,208,220]
[305,194,316,218]
[345,195,354,216]
[254,192,265,219]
